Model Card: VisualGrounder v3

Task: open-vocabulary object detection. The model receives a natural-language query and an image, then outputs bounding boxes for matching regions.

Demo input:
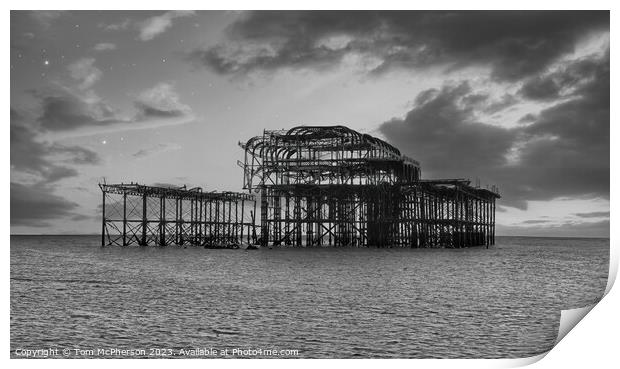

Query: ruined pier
[239,125,500,248]
[100,125,499,248]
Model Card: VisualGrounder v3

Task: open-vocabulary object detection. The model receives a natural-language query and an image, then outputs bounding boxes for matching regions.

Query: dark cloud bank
[11,182,81,227]
[380,51,609,209]
[190,11,608,81]
[194,10,609,216]
[10,109,98,227]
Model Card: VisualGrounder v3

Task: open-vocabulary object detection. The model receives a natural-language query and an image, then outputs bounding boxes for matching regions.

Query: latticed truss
[99,183,256,247]
[239,125,421,189]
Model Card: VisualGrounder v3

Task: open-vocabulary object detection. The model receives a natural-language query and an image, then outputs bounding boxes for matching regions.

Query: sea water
[10,235,608,358]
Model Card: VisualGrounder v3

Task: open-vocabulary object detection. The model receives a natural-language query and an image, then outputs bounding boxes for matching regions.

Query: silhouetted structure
[239,125,499,248]
[100,125,499,248]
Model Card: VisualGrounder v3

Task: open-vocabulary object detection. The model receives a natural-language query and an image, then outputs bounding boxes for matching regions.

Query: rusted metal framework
[398,180,497,248]
[239,125,500,248]
[99,183,256,247]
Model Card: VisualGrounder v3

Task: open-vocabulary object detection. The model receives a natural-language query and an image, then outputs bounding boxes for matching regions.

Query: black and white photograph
[8,5,615,364]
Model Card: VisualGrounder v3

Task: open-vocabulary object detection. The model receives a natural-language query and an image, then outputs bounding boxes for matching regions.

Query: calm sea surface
[10,235,608,359]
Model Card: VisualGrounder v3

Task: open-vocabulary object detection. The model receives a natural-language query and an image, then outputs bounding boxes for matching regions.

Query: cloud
[67,58,103,90]
[132,143,182,159]
[11,109,101,186]
[32,61,193,136]
[519,54,606,101]
[379,50,609,209]
[189,11,608,80]
[11,108,100,228]
[520,219,551,224]
[49,144,101,166]
[380,81,517,176]
[37,92,125,132]
[11,182,80,227]
[93,42,117,52]
[138,11,195,41]
[30,10,65,28]
[190,39,349,75]
[35,87,194,137]
[100,19,131,31]
[483,94,519,115]
[518,113,537,124]
[574,211,610,218]
[497,219,609,238]
[519,76,563,101]
[11,107,102,228]
[134,82,192,119]
[97,12,195,41]
[35,58,109,132]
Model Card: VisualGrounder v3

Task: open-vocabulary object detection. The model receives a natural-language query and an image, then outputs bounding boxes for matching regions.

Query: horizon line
[8,233,610,240]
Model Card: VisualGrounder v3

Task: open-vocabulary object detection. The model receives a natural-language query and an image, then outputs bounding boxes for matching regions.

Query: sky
[10,10,609,237]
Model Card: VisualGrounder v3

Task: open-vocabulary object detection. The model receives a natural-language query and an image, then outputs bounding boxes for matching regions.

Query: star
[162,58,166,63]
[102,140,107,145]
[43,60,49,66]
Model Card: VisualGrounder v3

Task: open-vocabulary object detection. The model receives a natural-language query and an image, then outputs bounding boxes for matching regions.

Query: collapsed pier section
[99,183,256,247]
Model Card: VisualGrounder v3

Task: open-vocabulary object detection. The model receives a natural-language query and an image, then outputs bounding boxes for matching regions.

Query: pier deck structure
[239,125,500,248]
[99,183,256,247]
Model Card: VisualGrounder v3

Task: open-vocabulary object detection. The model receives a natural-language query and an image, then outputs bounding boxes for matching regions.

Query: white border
[4,2,617,368]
